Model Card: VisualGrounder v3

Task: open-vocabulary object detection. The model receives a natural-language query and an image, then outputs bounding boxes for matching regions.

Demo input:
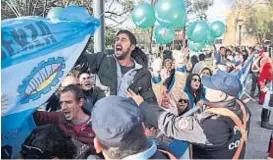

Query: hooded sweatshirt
[192,61,207,75]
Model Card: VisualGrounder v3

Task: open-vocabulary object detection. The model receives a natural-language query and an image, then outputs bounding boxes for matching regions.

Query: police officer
[156,70,251,159]
[128,70,251,159]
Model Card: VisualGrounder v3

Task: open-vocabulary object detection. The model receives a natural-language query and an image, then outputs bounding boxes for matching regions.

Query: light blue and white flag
[234,55,254,98]
[1,5,100,158]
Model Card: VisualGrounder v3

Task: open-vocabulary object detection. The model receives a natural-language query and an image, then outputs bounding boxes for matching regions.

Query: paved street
[244,76,272,159]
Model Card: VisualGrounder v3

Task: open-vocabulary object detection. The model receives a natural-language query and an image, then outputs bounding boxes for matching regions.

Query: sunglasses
[178,99,189,104]
[192,78,200,82]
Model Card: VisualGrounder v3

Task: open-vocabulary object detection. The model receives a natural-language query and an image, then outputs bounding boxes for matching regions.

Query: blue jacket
[215,52,223,65]
[184,84,206,109]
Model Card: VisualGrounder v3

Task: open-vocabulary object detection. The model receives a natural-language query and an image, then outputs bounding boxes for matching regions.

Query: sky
[104,0,236,28]
[206,0,235,22]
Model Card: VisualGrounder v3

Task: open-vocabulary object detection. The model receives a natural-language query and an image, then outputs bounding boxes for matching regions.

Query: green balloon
[131,3,156,29]
[189,21,209,43]
[47,7,64,19]
[155,0,186,27]
[206,31,216,44]
[186,22,197,41]
[210,21,226,38]
[188,40,205,51]
[174,15,187,29]
[154,25,175,44]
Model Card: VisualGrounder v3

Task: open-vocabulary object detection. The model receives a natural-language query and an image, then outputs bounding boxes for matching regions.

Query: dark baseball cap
[201,70,242,96]
[91,96,144,147]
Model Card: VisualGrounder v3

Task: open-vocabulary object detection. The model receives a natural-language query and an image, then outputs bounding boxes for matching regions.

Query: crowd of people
[18,30,272,159]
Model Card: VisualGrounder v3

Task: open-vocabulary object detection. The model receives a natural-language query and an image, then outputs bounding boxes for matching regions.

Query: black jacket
[75,50,156,103]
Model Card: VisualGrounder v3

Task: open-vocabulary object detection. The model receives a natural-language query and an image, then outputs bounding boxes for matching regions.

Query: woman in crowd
[184,74,206,108]
[192,61,212,76]
[225,49,234,61]
[200,67,212,76]
[242,50,249,62]
[160,59,173,82]
[234,51,244,67]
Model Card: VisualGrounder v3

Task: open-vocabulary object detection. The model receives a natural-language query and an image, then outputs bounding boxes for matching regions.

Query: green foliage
[244,6,273,44]
[105,27,117,48]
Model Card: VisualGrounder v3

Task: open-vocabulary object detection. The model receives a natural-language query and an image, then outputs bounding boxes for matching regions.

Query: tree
[186,0,213,21]
[244,6,273,44]
[233,0,260,45]
[105,27,117,48]
[264,0,273,7]
[104,0,134,27]
[1,0,64,19]
[1,0,134,27]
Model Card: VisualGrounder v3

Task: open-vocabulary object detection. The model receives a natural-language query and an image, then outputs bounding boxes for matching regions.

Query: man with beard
[75,30,156,104]
[77,71,98,112]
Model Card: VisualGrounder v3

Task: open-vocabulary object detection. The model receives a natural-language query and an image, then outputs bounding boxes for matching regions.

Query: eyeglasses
[192,78,200,82]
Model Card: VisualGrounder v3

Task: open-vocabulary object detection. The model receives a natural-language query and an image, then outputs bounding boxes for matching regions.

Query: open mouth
[84,83,91,87]
[115,45,122,52]
[63,111,71,119]
[194,84,200,88]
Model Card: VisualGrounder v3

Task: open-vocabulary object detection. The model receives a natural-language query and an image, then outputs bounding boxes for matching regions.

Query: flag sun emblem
[17,57,65,104]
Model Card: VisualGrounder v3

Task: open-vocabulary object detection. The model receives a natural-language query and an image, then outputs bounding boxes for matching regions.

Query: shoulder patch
[179,117,193,130]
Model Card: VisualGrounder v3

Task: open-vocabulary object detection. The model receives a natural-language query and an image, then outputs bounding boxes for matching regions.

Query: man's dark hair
[77,71,91,79]
[60,84,84,102]
[198,54,206,61]
[117,30,137,45]
[220,46,225,50]
[190,55,199,66]
[131,47,148,68]
[21,124,76,159]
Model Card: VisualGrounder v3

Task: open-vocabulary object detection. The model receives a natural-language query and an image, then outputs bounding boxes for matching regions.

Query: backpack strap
[207,100,248,160]
[158,149,177,160]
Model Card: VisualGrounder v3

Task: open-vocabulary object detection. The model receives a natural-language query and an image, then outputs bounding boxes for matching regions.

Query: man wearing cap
[75,29,156,104]
[91,96,175,159]
[152,70,251,159]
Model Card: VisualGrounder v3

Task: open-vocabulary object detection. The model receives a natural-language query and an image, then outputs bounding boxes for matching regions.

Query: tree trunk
[182,26,186,48]
[149,26,154,54]
[234,8,241,45]
[148,0,155,54]
[28,0,33,15]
